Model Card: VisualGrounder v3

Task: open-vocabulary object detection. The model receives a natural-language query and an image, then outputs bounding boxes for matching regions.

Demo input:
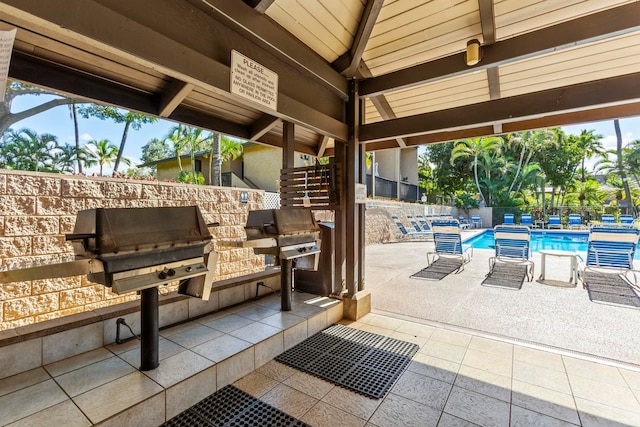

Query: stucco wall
[0,170,265,331]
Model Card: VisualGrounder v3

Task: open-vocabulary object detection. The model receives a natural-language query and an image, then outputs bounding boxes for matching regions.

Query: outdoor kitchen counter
[0,292,343,426]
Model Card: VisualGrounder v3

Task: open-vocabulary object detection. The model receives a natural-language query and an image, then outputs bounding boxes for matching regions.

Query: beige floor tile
[421,340,468,364]
[409,352,460,384]
[563,356,627,386]
[510,405,580,427]
[513,346,565,372]
[363,313,404,330]
[55,356,136,397]
[469,336,513,359]
[284,321,308,350]
[369,393,441,427]
[72,371,163,424]
[430,328,473,348]
[395,321,437,339]
[390,331,429,348]
[229,322,281,344]
[0,368,50,398]
[5,400,91,427]
[255,332,284,368]
[443,386,511,427]
[391,370,453,411]
[117,337,186,368]
[575,397,640,427]
[568,374,640,412]
[234,371,279,398]
[462,348,513,378]
[357,323,395,337]
[165,366,217,420]
[260,312,307,330]
[42,323,103,365]
[199,313,255,333]
[191,333,252,363]
[321,386,381,420]
[619,367,640,390]
[0,339,42,380]
[256,360,299,382]
[217,347,255,388]
[44,348,113,377]
[260,383,318,419]
[141,350,213,388]
[511,380,580,425]
[0,379,68,426]
[160,322,224,348]
[454,364,511,403]
[307,311,329,335]
[513,360,572,395]
[437,412,481,426]
[301,401,366,427]
[233,304,280,321]
[283,371,334,399]
[95,391,165,427]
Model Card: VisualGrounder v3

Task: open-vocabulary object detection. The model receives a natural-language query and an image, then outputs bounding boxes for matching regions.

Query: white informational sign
[0,29,16,102]
[355,183,367,204]
[230,50,278,111]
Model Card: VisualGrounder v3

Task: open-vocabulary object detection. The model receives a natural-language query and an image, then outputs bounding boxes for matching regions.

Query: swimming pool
[464,230,596,256]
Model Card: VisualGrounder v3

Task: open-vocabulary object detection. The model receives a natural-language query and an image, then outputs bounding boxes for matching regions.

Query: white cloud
[80,133,92,142]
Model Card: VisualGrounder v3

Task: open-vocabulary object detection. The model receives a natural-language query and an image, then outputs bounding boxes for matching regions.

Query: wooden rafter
[158,79,194,117]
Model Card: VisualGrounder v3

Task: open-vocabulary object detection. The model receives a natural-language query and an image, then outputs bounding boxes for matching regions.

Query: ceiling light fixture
[466,39,482,66]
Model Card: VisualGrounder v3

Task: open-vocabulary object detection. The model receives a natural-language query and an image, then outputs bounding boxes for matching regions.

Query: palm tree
[575,129,604,182]
[68,102,82,173]
[615,119,635,215]
[506,129,556,193]
[85,139,119,176]
[1,128,59,172]
[450,136,502,206]
[566,179,606,207]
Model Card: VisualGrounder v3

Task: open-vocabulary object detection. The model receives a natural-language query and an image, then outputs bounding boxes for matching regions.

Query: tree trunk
[113,119,131,173]
[211,132,222,186]
[473,156,485,206]
[71,103,82,174]
[615,119,634,215]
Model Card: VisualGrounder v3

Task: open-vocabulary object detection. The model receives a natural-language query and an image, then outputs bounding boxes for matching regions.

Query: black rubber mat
[275,324,419,399]
[584,272,640,308]
[410,257,462,280]
[162,385,309,427]
[482,263,528,290]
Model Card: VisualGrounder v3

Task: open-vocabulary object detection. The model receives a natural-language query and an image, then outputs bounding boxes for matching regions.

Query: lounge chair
[471,215,482,228]
[426,220,473,272]
[601,214,615,224]
[577,226,640,286]
[406,215,423,232]
[568,214,584,229]
[620,215,635,227]
[548,215,563,229]
[457,216,470,230]
[503,213,514,225]
[520,214,533,227]
[489,225,535,281]
[415,215,432,232]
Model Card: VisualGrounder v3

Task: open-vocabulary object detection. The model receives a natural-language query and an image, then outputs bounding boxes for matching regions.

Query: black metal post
[139,287,159,370]
[281,259,292,311]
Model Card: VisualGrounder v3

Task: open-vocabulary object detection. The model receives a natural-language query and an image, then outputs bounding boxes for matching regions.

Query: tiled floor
[3,297,640,426]
[234,312,640,427]
[0,292,342,427]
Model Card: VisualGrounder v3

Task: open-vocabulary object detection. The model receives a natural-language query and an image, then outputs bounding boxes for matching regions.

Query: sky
[7,93,640,175]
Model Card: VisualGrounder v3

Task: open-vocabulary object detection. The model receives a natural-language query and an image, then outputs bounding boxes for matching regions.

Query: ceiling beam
[0,0,348,141]
[317,135,330,157]
[242,0,275,14]
[332,0,384,77]
[249,114,281,140]
[478,0,495,44]
[369,96,407,147]
[486,67,500,100]
[365,102,640,150]
[359,2,640,97]
[10,51,251,138]
[158,79,194,117]
[360,72,640,142]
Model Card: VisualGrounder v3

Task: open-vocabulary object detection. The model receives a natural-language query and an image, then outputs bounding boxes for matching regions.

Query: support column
[334,140,346,295]
[281,121,295,311]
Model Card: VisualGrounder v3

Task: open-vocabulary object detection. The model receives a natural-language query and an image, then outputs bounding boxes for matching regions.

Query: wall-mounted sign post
[230,50,278,111]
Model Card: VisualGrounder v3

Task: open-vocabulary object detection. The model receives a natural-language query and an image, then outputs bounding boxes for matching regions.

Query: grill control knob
[158,271,168,280]
[167,268,176,277]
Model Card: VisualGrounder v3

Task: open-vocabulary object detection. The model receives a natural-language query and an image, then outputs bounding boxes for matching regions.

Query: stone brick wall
[0,170,265,331]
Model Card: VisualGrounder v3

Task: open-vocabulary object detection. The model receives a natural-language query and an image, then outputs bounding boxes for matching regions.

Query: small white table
[538,249,577,285]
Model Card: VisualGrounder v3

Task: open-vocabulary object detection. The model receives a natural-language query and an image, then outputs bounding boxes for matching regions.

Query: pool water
[464,230,600,256]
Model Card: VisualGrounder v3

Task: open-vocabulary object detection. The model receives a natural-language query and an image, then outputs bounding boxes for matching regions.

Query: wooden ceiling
[2,0,640,155]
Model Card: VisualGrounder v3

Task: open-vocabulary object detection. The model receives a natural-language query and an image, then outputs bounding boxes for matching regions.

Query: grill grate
[276,324,419,399]
[163,385,309,427]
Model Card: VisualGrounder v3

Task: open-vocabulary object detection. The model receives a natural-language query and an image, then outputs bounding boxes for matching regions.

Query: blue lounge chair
[415,215,432,232]
[471,215,482,228]
[568,214,583,229]
[548,215,563,229]
[620,215,635,226]
[426,220,473,272]
[577,226,640,286]
[520,214,533,227]
[489,225,535,281]
[503,213,514,225]
[406,215,423,232]
[601,214,615,224]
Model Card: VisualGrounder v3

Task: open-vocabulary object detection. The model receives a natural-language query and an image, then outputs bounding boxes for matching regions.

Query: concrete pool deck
[365,235,640,368]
